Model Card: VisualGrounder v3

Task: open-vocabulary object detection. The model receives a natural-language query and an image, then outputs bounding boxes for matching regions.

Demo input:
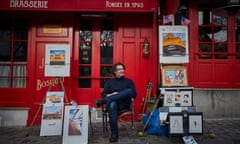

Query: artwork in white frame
[180,91,192,106]
[40,103,64,136]
[159,26,189,63]
[45,44,70,77]
[169,115,184,134]
[189,114,203,134]
[163,91,176,106]
[62,105,89,144]
[46,91,64,104]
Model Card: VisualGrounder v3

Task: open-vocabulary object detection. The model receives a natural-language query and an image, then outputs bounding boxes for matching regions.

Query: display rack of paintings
[40,91,65,136]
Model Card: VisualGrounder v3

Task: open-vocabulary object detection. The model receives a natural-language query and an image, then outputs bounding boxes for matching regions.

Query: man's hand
[106,92,118,97]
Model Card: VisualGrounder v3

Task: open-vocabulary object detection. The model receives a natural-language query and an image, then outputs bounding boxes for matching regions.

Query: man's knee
[109,101,117,110]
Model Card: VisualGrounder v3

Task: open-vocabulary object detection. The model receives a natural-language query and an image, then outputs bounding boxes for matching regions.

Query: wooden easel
[30,77,69,126]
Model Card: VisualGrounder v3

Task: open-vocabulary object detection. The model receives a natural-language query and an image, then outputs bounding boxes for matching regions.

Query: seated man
[95,62,137,143]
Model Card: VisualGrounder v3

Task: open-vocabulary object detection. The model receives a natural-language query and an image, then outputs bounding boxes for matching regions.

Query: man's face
[114,65,125,78]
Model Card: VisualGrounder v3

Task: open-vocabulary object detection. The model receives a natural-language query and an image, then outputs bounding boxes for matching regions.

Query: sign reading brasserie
[1,0,156,11]
[10,0,48,8]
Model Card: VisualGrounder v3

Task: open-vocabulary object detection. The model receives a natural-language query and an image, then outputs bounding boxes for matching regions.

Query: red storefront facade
[0,0,159,125]
[1,0,240,126]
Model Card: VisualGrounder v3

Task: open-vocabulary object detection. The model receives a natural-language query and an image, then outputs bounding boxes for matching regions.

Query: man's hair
[112,62,125,76]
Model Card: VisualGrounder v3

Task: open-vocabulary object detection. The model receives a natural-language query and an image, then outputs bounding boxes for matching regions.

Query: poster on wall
[40,103,64,136]
[46,91,64,104]
[159,26,189,63]
[62,105,89,144]
[45,44,70,77]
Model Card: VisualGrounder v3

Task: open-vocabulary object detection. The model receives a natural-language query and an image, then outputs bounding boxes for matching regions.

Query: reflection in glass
[213,28,227,42]
[101,66,112,77]
[101,42,113,64]
[79,66,91,76]
[14,42,27,61]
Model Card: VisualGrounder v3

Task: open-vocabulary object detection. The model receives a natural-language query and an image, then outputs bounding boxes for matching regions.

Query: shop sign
[0,0,157,12]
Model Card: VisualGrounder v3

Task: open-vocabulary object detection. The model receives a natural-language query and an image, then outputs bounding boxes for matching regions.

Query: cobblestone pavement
[0,119,240,144]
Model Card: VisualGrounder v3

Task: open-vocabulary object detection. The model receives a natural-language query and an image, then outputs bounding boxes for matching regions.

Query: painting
[62,105,89,144]
[188,112,203,134]
[46,91,64,104]
[40,103,64,136]
[161,65,188,86]
[159,26,189,63]
[45,44,70,77]
[168,113,184,135]
[180,91,192,107]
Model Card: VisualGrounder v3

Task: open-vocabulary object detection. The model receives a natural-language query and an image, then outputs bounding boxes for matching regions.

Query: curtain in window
[0,62,26,88]
[13,64,26,88]
[0,65,10,87]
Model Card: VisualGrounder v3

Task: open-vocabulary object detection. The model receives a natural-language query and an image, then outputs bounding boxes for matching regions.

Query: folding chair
[102,98,134,136]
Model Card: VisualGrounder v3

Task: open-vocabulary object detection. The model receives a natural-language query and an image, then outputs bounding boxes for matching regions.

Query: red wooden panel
[215,62,232,84]
[197,62,213,84]
[233,63,240,85]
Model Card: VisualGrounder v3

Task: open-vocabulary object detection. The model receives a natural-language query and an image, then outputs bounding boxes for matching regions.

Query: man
[95,62,137,142]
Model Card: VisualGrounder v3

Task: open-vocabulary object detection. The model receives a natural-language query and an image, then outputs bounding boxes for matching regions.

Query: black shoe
[109,133,118,143]
[94,99,106,107]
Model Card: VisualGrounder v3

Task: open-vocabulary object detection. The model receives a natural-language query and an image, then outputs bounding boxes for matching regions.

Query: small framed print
[168,113,184,135]
[161,65,188,87]
[163,91,176,106]
[46,91,64,104]
[180,90,192,107]
[188,112,203,135]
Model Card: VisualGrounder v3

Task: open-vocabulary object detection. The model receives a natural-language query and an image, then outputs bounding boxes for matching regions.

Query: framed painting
[159,26,189,63]
[180,90,193,107]
[168,113,184,135]
[163,91,176,106]
[161,65,188,87]
[188,112,203,135]
[46,91,64,104]
[40,103,64,136]
[45,44,70,77]
[62,105,89,144]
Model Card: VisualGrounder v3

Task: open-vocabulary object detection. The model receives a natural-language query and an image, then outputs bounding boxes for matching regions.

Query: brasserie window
[0,19,28,88]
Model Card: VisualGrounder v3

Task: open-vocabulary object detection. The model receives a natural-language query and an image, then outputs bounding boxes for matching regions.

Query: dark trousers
[106,88,134,134]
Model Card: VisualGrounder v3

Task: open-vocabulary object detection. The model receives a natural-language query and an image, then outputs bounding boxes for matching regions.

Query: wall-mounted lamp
[143,38,150,57]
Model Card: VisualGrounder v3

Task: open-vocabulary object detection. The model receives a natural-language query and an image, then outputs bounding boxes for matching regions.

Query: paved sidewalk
[0,119,240,144]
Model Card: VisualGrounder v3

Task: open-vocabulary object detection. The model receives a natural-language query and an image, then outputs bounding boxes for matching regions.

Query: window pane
[101,20,113,64]
[101,42,113,64]
[79,66,91,76]
[198,10,212,25]
[14,19,28,40]
[14,42,27,61]
[0,65,10,88]
[0,19,12,39]
[100,66,112,77]
[78,78,91,88]
[0,42,11,61]
[213,28,227,42]
[79,43,91,64]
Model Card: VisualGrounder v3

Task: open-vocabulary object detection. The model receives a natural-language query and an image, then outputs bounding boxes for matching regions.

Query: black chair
[102,98,134,136]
